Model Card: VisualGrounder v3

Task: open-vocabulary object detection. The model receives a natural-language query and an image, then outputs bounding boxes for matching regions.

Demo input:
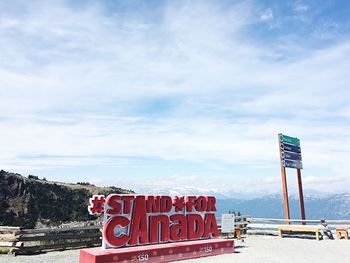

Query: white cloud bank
[0,0,350,193]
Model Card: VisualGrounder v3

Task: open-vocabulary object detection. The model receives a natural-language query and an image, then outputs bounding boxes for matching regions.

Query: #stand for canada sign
[80,194,234,263]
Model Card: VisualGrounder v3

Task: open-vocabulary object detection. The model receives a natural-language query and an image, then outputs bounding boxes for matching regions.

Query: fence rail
[247,218,350,236]
[1,216,348,255]
[1,215,250,255]
[217,214,250,238]
[0,225,102,255]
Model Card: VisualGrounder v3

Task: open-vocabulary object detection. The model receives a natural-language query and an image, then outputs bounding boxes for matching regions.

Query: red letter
[149,215,170,243]
[186,196,196,212]
[121,195,134,214]
[103,216,130,247]
[170,214,187,241]
[106,195,121,215]
[195,196,207,212]
[146,196,160,213]
[160,196,172,213]
[187,214,204,240]
[206,196,217,212]
[203,214,219,238]
[128,196,149,245]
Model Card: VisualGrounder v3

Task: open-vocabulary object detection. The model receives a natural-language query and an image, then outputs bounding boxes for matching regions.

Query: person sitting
[318,219,334,240]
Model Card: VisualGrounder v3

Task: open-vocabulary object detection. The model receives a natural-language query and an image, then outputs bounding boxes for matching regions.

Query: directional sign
[279,134,300,147]
[282,159,303,169]
[280,143,301,154]
[281,151,302,161]
[279,133,303,169]
[277,133,306,223]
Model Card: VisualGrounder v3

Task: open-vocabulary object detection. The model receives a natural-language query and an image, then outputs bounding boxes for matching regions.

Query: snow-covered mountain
[135,186,233,199]
[134,186,350,219]
[216,193,350,219]
[134,186,269,199]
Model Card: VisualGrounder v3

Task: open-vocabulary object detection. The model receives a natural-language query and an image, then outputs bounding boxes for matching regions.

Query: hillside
[0,170,134,228]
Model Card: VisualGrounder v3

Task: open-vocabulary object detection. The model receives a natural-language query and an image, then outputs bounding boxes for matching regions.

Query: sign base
[80,239,234,263]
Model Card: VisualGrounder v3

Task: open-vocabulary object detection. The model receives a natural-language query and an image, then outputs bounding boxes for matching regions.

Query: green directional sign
[279,134,300,146]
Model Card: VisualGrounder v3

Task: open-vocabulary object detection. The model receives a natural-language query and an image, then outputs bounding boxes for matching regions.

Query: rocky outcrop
[0,170,134,228]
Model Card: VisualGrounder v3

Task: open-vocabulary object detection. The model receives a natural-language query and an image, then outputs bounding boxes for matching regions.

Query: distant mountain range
[216,193,350,220]
[136,186,259,199]
[136,186,350,220]
[2,170,349,229]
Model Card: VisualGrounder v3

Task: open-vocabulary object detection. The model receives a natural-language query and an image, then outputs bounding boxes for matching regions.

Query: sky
[1,0,350,196]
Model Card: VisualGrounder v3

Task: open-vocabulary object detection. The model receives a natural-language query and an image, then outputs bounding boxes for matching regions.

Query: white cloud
[260,8,274,21]
[313,21,341,40]
[302,175,350,193]
[0,1,349,194]
[294,3,309,12]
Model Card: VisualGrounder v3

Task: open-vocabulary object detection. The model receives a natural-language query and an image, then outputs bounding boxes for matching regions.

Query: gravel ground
[0,236,349,263]
[0,249,80,263]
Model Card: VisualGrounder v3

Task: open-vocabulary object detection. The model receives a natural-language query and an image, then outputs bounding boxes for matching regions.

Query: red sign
[100,195,219,248]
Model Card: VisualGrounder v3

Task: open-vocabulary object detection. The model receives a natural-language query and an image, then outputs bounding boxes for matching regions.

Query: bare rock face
[1,172,29,217]
[0,170,133,228]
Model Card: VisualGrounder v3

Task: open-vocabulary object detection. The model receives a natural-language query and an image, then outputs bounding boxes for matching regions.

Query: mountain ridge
[0,170,134,228]
[136,186,350,219]
[216,193,350,220]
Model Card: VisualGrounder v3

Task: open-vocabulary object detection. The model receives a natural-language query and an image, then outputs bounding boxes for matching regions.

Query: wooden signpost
[278,133,306,224]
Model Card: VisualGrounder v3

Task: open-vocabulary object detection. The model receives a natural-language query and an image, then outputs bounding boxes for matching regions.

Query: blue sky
[1,0,350,195]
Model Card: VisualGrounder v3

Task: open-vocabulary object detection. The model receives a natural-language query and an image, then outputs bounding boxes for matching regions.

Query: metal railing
[1,216,348,255]
[247,218,350,236]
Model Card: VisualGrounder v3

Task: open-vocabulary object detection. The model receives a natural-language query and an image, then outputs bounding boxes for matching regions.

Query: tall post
[297,168,306,225]
[280,166,290,223]
[278,134,290,224]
